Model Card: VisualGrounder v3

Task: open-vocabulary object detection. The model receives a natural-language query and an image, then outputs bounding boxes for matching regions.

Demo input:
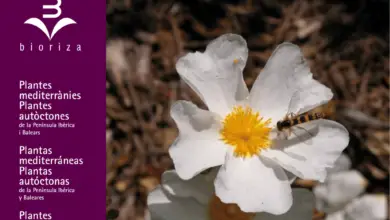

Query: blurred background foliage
[105,0,389,219]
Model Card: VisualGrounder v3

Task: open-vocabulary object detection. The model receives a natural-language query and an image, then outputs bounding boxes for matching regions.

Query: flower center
[208,194,255,220]
[220,106,272,158]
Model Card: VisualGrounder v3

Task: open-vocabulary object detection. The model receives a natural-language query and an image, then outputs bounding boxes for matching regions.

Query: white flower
[326,194,388,220]
[314,170,368,213]
[148,169,315,220]
[326,153,352,175]
[170,33,349,213]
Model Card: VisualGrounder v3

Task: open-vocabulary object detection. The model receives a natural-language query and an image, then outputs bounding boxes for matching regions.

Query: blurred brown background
[105,0,389,219]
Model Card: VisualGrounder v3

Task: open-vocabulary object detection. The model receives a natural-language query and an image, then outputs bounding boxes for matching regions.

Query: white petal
[285,170,298,184]
[205,33,248,72]
[169,101,227,180]
[325,170,367,206]
[313,184,346,214]
[176,34,249,116]
[345,194,388,220]
[254,188,314,220]
[325,211,346,220]
[262,120,349,181]
[161,169,216,205]
[205,33,249,102]
[147,186,207,220]
[249,42,333,123]
[326,153,351,175]
[214,151,292,214]
[314,185,328,211]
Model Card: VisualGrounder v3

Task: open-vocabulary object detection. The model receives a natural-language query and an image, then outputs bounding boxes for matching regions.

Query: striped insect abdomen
[298,115,309,123]
[292,112,324,125]
[312,112,325,120]
[291,118,300,126]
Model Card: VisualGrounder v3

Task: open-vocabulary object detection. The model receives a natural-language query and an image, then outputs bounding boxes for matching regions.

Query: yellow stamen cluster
[220,106,272,158]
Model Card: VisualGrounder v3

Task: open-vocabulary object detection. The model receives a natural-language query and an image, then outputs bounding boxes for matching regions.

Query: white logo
[24,0,76,41]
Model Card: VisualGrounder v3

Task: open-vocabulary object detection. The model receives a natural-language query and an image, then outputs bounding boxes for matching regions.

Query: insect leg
[276,130,287,140]
[287,128,292,137]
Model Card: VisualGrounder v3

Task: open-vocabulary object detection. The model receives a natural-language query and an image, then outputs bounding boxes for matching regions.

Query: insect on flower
[276,111,325,135]
[276,92,327,142]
